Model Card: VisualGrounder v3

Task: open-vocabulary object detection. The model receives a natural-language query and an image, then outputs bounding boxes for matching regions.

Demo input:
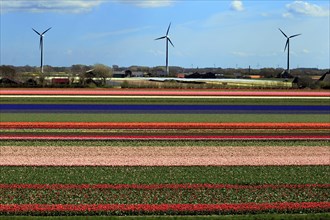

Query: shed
[318,71,330,82]
[52,78,70,85]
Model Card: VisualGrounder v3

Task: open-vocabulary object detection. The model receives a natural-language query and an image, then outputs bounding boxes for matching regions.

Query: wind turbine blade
[166,22,171,35]
[32,28,41,35]
[284,39,289,52]
[155,36,166,40]
[42,27,52,35]
[289,33,301,38]
[168,38,174,47]
[279,28,288,38]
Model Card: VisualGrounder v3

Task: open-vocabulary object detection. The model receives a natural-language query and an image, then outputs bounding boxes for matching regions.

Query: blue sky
[1,0,329,69]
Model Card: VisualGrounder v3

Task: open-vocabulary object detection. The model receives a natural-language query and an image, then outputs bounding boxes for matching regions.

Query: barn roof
[318,71,330,82]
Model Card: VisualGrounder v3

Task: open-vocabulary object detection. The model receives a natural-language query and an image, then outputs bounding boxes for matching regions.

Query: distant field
[1,97,329,105]
[1,113,329,122]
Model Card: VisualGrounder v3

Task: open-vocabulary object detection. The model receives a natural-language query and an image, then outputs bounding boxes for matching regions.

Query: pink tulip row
[1,88,330,96]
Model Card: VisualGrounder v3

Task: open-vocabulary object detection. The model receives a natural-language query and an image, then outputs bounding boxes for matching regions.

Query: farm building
[318,71,330,89]
[131,71,145,77]
[182,72,216,79]
[51,78,70,85]
[112,70,143,78]
[318,71,330,82]
[112,72,126,78]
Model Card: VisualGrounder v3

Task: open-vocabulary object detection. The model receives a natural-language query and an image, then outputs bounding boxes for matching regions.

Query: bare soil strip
[1,146,329,166]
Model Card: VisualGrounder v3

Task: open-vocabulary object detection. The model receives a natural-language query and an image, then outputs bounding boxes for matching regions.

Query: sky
[0,0,329,69]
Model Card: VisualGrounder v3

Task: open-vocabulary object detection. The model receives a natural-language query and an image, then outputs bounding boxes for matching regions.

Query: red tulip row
[1,202,329,214]
[1,183,328,190]
[1,134,329,140]
[2,122,330,129]
[1,88,330,96]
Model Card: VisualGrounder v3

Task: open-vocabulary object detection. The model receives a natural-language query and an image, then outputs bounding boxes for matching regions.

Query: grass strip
[1,166,329,184]
[1,140,329,147]
[2,187,328,204]
[1,97,328,105]
[1,113,329,123]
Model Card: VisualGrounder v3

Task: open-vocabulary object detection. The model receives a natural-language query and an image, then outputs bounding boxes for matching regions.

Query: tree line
[1,64,329,89]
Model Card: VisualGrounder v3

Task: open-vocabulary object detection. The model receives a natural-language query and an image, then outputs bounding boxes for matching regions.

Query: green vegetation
[1,97,328,105]
[1,113,329,123]
[3,187,328,204]
[1,166,329,184]
[2,140,329,147]
[3,128,329,134]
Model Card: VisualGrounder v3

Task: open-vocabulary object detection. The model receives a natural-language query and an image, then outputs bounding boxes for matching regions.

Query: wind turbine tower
[32,27,52,73]
[279,28,301,74]
[155,23,174,76]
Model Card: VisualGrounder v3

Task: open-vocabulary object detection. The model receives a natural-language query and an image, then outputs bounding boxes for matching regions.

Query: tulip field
[0,88,329,219]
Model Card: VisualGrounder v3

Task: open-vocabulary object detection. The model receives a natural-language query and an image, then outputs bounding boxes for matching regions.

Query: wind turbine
[279,28,301,74]
[32,27,52,73]
[155,23,174,76]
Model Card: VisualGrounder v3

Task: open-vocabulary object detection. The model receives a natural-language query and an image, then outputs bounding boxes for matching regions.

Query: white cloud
[302,49,310,54]
[117,0,174,8]
[65,49,73,56]
[231,0,244,12]
[1,0,104,13]
[285,1,329,17]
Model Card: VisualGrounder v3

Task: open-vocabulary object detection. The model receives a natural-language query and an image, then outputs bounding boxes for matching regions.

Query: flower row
[2,122,330,129]
[1,202,329,214]
[1,183,328,190]
[1,88,330,96]
[1,134,329,140]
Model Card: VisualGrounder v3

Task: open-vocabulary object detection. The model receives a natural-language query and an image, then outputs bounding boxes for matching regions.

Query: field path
[1,146,329,166]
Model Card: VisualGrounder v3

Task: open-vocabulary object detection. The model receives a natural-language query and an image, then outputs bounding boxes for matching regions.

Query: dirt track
[1,146,329,166]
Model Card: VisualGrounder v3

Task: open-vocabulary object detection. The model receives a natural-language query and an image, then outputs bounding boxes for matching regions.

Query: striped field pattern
[0,88,329,216]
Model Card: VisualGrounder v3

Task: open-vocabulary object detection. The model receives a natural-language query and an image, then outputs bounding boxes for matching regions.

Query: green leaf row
[1,166,329,184]
[1,140,329,147]
[1,113,329,122]
[2,187,328,205]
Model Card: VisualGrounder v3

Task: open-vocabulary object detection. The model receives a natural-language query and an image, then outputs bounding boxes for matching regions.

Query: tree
[71,64,90,75]
[92,64,112,86]
[0,65,16,79]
